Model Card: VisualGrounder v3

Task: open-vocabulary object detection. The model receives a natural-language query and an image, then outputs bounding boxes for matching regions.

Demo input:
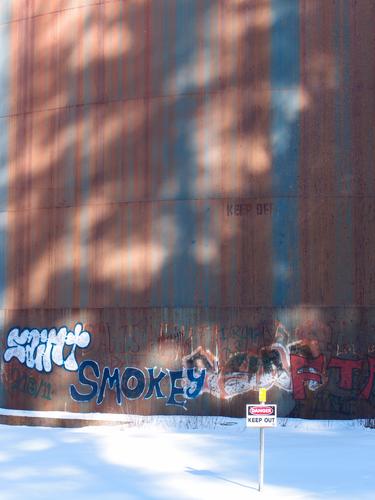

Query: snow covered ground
[0,417,374,500]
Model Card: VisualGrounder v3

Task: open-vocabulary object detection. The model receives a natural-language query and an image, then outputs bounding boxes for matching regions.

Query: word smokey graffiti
[70,360,206,409]
[3,323,91,373]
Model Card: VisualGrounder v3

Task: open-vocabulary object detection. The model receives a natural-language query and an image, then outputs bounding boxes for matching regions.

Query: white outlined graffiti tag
[3,323,91,373]
[182,322,293,399]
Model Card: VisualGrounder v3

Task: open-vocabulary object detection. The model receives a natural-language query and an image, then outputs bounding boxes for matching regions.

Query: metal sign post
[258,388,266,493]
[246,389,277,493]
[259,426,264,492]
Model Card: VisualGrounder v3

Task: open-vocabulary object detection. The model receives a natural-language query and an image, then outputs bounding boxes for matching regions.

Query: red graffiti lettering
[327,358,364,390]
[290,354,324,400]
[360,357,375,400]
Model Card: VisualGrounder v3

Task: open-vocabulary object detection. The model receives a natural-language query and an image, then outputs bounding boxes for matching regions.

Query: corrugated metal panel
[0,0,374,422]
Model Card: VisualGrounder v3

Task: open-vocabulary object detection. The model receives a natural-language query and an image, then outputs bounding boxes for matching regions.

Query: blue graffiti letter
[121,367,145,400]
[186,368,206,399]
[167,370,185,408]
[97,367,121,405]
[144,367,166,399]
[70,360,99,402]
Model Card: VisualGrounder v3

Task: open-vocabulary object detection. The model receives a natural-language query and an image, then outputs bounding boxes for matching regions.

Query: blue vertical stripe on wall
[173,96,197,306]
[172,0,197,96]
[153,105,171,306]
[172,0,198,306]
[150,0,163,305]
[271,0,301,306]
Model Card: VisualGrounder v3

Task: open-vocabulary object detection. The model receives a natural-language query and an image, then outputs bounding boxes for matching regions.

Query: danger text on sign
[246,404,277,427]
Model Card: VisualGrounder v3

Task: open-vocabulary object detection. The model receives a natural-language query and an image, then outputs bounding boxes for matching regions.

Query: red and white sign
[246,404,277,427]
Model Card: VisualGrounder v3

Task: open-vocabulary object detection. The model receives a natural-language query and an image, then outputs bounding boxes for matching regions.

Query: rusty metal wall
[0,0,374,422]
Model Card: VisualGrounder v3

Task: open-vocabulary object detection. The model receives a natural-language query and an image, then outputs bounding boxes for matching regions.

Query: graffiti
[2,317,375,417]
[158,325,192,363]
[336,343,357,356]
[70,361,205,409]
[3,323,91,373]
[9,367,52,400]
[284,354,375,401]
[180,322,375,403]
[182,322,292,399]
[327,358,364,390]
[290,354,326,400]
[81,321,277,357]
[360,357,375,400]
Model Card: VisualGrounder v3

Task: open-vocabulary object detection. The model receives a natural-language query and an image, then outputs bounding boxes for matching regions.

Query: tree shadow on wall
[2,0,368,415]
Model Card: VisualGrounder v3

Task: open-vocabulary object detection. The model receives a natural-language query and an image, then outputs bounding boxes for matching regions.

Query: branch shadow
[185,466,258,491]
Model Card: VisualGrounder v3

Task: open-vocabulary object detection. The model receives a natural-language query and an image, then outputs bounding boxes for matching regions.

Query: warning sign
[246,404,277,428]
